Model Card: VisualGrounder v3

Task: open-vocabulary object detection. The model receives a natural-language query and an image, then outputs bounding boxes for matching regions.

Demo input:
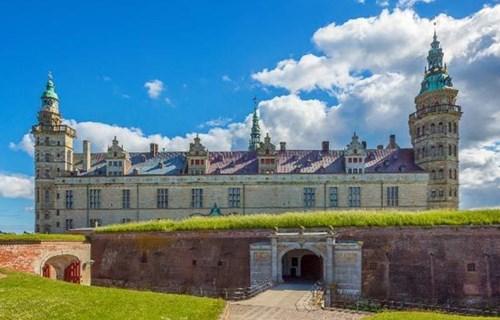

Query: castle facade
[33,33,461,233]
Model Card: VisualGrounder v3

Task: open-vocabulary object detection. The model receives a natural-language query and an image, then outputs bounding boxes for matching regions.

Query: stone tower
[32,74,76,232]
[409,32,462,209]
[248,98,261,151]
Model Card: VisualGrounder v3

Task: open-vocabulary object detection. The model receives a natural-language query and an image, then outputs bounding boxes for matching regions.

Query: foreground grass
[0,270,224,320]
[0,233,85,242]
[366,311,499,319]
[97,209,500,233]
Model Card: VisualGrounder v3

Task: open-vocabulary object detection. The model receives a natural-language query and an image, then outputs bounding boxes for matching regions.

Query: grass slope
[0,270,224,320]
[367,311,499,319]
[0,233,85,242]
[97,209,500,233]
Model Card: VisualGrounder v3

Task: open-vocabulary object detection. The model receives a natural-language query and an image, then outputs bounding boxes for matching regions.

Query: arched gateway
[249,229,363,300]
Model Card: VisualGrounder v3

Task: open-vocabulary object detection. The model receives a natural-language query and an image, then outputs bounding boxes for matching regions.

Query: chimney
[387,134,399,149]
[280,141,286,152]
[321,141,330,153]
[83,140,91,172]
[150,143,159,157]
[362,141,367,149]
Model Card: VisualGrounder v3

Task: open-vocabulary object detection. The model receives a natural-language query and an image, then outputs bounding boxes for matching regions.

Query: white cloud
[222,75,232,82]
[397,0,434,9]
[460,143,500,189]
[144,79,164,99]
[199,117,233,129]
[9,133,35,156]
[0,173,34,199]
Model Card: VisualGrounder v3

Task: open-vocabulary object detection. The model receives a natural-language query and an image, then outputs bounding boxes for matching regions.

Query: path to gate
[227,283,369,320]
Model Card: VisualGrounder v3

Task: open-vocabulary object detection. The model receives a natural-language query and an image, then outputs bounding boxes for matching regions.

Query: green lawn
[0,233,86,243]
[0,270,225,320]
[97,209,500,233]
[366,311,499,319]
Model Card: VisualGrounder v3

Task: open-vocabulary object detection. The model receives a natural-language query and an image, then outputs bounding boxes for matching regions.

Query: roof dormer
[187,135,208,175]
[257,133,278,174]
[345,132,366,175]
[105,137,131,176]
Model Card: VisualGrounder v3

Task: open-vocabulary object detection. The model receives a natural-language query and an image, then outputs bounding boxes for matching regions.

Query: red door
[42,264,50,278]
[64,261,81,284]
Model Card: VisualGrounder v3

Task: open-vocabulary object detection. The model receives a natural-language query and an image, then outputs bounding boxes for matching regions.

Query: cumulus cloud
[397,0,435,8]
[0,173,34,199]
[144,79,164,99]
[9,133,35,156]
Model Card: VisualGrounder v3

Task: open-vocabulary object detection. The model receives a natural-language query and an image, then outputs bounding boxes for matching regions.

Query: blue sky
[1,0,499,232]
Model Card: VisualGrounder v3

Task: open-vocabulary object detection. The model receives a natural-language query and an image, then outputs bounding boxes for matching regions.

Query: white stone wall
[40,173,428,232]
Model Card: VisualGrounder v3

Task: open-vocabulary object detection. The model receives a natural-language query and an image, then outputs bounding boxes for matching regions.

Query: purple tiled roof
[73,148,423,176]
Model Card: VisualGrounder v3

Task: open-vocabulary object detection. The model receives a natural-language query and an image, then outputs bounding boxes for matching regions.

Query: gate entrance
[42,255,81,284]
[282,249,323,283]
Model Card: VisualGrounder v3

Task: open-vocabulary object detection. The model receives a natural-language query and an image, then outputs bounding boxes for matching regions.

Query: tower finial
[248,97,261,151]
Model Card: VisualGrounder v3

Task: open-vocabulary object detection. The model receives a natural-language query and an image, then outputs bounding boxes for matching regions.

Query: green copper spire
[419,29,453,95]
[248,97,261,151]
[41,72,59,100]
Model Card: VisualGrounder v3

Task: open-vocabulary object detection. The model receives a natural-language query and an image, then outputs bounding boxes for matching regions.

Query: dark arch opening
[282,249,323,283]
[42,254,81,284]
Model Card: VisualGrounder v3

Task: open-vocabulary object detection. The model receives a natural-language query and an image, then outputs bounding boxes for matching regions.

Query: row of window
[430,168,458,180]
[416,121,458,137]
[430,188,458,199]
[59,186,401,209]
[415,144,458,160]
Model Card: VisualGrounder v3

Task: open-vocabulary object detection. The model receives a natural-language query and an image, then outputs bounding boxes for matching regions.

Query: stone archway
[281,249,323,283]
[41,254,81,284]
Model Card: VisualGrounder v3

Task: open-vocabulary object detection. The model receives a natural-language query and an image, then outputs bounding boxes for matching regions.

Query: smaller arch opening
[282,249,323,283]
[42,254,81,284]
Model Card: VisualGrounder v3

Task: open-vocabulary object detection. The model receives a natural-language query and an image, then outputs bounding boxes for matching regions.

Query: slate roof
[73,148,423,176]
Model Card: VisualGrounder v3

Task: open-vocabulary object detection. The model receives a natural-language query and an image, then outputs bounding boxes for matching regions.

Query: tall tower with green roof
[248,98,261,151]
[32,73,76,233]
[409,31,462,209]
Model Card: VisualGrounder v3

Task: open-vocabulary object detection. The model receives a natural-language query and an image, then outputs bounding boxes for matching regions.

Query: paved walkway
[227,283,368,320]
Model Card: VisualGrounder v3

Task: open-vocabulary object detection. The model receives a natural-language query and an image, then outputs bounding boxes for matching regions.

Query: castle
[33,32,462,233]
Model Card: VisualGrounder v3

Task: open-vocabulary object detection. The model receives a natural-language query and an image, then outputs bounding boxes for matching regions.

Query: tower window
[448,144,452,156]
[448,122,452,133]
[453,122,457,134]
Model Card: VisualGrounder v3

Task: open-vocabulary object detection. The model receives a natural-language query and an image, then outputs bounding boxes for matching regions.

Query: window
[386,186,399,207]
[453,145,457,157]
[228,188,241,208]
[303,187,315,208]
[90,218,102,228]
[453,122,457,134]
[191,188,203,208]
[89,189,101,209]
[448,144,452,156]
[44,189,50,204]
[65,219,73,231]
[348,187,361,207]
[122,189,131,209]
[157,189,168,209]
[65,190,73,209]
[122,218,132,224]
[329,187,338,207]
[467,263,476,272]
[448,122,452,133]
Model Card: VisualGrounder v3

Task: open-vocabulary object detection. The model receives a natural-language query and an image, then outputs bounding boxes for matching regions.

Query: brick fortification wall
[0,241,91,285]
[90,226,499,307]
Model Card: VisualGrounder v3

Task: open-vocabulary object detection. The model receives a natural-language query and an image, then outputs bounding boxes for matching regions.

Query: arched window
[417,127,421,137]
[448,144,452,156]
[448,122,452,133]
[454,169,457,179]
[438,122,443,133]
[431,145,436,156]
[438,169,444,179]
[453,122,458,134]
[453,145,457,157]
[438,145,443,156]
[449,169,453,179]
[45,153,51,162]
[431,123,436,133]
[431,170,436,180]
